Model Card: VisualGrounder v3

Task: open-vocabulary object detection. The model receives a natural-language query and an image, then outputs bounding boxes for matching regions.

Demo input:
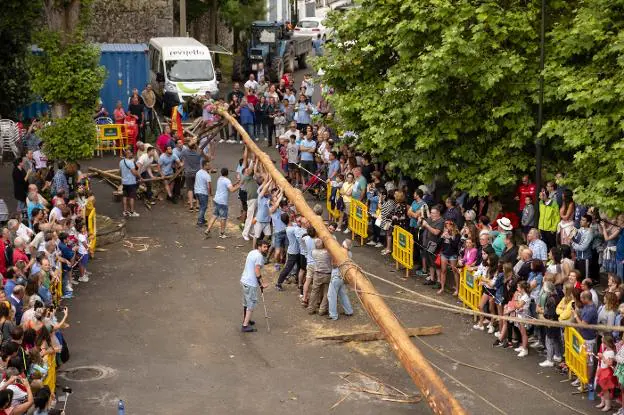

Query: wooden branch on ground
[88,167,122,182]
[316,326,442,342]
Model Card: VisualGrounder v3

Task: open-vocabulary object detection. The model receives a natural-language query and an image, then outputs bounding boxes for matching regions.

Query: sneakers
[493,339,504,347]
[529,341,544,349]
[242,235,250,241]
[494,331,500,338]
[275,284,284,292]
[374,243,384,248]
[70,279,79,286]
[129,211,140,217]
[517,348,528,358]
[61,293,73,299]
[343,228,350,234]
[571,379,580,387]
[553,355,562,363]
[219,139,225,143]
[226,139,236,144]
[241,325,257,332]
[66,285,74,292]
[473,324,485,331]
[487,324,495,334]
[78,275,90,283]
[366,241,376,246]
[122,211,130,217]
[219,233,228,239]
[514,346,524,352]
[381,249,390,256]
[539,360,555,367]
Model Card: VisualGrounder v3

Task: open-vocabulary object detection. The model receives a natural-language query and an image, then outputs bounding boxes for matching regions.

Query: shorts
[241,283,258,310]
[185,175,196,190]
[288,163,298,172]
[298,255,307,270]
[122,184,137,198]
[79,253,89,266]
[441,254,457,261]
[214,203,229,219]
[272,231,286,248]
[254,221,272,239]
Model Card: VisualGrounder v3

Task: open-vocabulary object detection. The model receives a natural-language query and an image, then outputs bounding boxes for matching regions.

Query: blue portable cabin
[20,43,149,120]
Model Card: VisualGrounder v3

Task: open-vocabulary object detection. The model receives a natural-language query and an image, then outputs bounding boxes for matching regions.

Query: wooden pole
[218,110,466,415]
[88,167,122,182]
[316,325,443,342]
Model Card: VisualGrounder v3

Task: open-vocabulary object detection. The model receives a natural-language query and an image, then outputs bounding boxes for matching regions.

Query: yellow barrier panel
[458,268,482,314]
[326,183,340,220]
[348,199,368,245]
[564,327,589,387]
[392,226,413,278]
[96,124,128,156]
[87,207,97,254]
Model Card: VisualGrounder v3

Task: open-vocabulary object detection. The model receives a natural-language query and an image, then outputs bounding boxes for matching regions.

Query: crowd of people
[4,143,93,413]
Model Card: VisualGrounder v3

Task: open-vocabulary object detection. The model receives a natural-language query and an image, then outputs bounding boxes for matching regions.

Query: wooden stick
[316,326,442,342]
[88,167,122,181]
[218,109,466,415]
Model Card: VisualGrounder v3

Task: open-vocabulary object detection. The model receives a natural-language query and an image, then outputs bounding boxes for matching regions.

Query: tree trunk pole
[218,110,466,415]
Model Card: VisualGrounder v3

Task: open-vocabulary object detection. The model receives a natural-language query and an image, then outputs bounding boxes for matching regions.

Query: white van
[148,37,220,102]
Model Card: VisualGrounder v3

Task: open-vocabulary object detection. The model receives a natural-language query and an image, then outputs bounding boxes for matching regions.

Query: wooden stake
[316,326,442,342]
[218,110,467,415]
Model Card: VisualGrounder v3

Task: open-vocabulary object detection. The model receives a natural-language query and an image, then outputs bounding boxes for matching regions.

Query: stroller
[301,164,327,201]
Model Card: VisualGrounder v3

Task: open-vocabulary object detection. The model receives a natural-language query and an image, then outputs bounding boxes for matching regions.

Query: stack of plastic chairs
[0,119,20,163]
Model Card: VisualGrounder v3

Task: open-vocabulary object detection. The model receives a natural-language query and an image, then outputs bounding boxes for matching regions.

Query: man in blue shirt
[299,132,316,186]
[351,167,367,203]
[239,98,255,142]
[276,215,300,291]
[573,291,598,377]
[158,145,182,203]
[119,149,141,217]
[253,178,273,248]
[327,152,340,182]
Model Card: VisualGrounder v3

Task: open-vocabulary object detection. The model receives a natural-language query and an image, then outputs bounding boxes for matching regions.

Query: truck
[232,21,313,82]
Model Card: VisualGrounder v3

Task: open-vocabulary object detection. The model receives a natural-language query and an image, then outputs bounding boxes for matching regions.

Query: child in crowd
[274,111,287,138]
[513,281,531,358]
[76,222,91,283]
[596,335,617,412]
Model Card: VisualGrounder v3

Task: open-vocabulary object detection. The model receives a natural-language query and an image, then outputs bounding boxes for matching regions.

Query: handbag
[435,253,441,268]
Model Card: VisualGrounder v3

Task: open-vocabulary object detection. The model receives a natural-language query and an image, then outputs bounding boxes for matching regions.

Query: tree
[541,0,624,215]
[0,0,43,117]
[29,0,105,161]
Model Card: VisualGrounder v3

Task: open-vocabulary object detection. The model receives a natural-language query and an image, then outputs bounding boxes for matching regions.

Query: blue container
[98,43,149,116]
[19,44,149,120]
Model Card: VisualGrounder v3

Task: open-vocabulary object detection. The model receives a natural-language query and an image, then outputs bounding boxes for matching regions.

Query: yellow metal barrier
[96,124,128,156]
[564,327,589,387]
[87,207,97,254]
[348,199,368,245]
[392,226,413,278]
[326,183,340,220]
[458,268,482,313]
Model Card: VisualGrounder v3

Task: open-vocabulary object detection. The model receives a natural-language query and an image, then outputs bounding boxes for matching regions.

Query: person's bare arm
[11,377,33,415]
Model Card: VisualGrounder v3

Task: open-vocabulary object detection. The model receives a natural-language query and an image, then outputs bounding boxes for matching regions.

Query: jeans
[277,253,300,286]
[545,330,562,361]
[243,123,255,141]
[328,275,353,319]
[197,194,208,225]
[267,124,276,146]
[242,198,257,239]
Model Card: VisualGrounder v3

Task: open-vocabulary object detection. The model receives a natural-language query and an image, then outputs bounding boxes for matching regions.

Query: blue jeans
[197,194,209,225]
[328,275,353,319]
[62,269,71,295]
[243,123,254,141]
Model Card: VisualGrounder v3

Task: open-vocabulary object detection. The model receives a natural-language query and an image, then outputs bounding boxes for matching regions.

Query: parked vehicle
[293,17,332,40]
[232,21,312,82]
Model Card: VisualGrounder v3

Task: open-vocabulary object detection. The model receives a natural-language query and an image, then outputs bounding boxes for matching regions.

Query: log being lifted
[88,167,122,182]
[317,326,442,342]
[218,110,466,415]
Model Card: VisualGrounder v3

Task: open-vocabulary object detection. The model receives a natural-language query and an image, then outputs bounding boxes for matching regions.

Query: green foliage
[39,109,98,161]
[219,0,265,32]
[29,32,105,111]
[0,0,43,117]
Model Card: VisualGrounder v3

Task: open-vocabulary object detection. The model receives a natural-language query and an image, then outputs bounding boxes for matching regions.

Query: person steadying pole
[241,240,270,332]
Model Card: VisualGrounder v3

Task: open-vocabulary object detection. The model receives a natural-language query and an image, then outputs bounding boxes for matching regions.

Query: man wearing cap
[493,217,513,257]
[240,240,270,332]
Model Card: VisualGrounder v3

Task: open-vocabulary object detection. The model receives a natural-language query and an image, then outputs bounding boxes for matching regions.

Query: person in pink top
[157,125,174,153]
[113,101,126,124]
[459,238,478,268]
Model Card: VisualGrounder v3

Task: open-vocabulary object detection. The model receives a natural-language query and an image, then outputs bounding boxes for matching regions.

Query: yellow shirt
[556,297,574,321]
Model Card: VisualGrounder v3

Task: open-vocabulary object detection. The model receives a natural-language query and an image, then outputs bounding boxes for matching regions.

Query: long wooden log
[218,110,466,415]
[317,325,443,342]
[88,167,122,182]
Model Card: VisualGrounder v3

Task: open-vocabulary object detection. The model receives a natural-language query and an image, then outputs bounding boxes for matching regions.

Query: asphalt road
[0,70,599,415]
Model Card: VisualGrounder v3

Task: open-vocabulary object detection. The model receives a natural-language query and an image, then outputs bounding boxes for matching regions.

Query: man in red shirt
[516,175,536,211]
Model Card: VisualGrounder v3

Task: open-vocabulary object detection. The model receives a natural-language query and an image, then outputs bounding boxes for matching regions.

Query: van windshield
[165,59,214,82]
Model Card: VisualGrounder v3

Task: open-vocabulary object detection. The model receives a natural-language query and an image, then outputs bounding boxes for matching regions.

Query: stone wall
[87,0,174,44]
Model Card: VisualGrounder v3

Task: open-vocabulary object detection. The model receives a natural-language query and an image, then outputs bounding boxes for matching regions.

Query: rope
[413,336,589,415]
[340,260,624,333]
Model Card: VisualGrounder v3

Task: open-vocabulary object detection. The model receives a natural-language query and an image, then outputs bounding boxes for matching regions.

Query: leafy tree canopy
[319,0,624,214]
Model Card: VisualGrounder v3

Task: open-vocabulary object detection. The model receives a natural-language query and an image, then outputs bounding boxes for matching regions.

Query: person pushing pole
[240,239,270,332]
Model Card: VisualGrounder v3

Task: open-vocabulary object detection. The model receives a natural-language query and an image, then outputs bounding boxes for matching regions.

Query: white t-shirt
[136,153,154,175]
[517,293,531,319]
[194,169,212,195]
[33,150,48,169]
[78,233,89,255]
[240,250,265,287]
[244,79,259,91]
[17,223,33,243]
[214,177,233,205]
[49,206,63,223]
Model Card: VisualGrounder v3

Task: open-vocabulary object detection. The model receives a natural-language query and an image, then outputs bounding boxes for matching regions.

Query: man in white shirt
[244,74,259,91]
[279,122,301,145]
[205,168,241,238]
[240,240,270,332]
[136,146,157,204]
